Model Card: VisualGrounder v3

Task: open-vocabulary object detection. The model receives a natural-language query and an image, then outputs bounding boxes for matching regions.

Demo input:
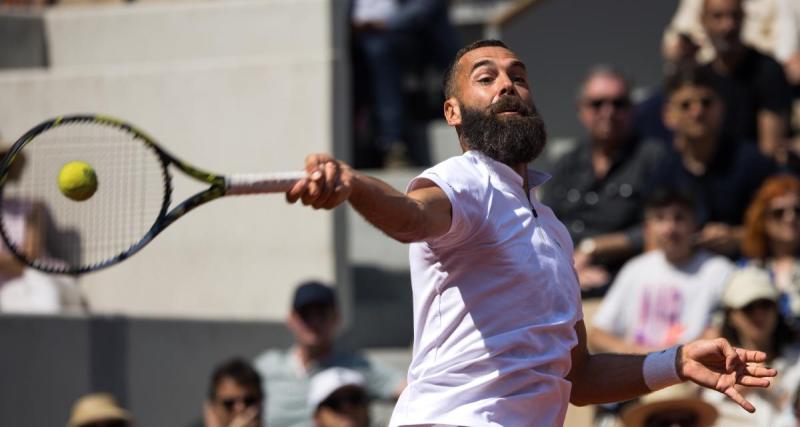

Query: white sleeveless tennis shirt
[389,151,583,427]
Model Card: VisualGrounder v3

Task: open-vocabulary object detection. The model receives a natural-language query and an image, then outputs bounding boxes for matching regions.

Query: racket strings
[0,120,168,273]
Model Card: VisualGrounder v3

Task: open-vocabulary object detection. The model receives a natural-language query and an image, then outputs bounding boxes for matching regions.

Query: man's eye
[512,76,526,83]
[477,76,493,84]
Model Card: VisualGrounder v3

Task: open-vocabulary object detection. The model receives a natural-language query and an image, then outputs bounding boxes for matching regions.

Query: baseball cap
[307,367,366,411]
[292,281,336,310]
[722,267,779,309]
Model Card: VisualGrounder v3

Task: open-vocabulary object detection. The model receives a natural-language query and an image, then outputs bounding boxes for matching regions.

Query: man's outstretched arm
[285,154,452,243]
[567,320,777,412]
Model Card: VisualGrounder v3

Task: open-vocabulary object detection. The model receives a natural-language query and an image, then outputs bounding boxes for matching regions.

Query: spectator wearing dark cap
[252,281,404,427]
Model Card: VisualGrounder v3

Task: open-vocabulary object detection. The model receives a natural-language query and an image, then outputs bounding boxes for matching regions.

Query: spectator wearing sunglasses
[740,174,800,329]
[67,393,132,427]
[542,65,667,296]
[253,281,404,427]
[204,358,264,427]
[702,267,800,426]
[650,65,776,257]
[308,368,370,427]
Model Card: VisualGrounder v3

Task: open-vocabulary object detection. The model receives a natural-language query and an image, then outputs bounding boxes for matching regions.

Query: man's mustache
[488,96,535,117]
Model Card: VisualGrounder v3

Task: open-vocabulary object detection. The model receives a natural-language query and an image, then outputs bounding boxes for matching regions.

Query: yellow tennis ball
[58,161,98,201]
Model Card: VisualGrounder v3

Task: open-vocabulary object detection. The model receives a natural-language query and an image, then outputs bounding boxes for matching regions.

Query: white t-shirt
[389,151,583,427]
[593,250,733,348]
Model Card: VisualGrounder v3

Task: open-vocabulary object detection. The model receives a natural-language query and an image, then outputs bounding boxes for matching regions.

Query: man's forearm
[348,173,450,243]
[569,352,650,406]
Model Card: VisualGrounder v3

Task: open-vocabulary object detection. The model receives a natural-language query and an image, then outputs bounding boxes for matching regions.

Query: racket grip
[225,172,306,195]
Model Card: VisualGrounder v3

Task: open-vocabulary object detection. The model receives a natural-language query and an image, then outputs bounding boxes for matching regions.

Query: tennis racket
[0,114,305,275]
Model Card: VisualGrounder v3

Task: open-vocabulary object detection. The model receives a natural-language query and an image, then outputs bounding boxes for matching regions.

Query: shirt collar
[464,150,551,190]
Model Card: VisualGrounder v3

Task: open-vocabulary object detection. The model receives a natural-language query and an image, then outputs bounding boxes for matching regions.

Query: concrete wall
[0,0,344,320]
[0,314,291,427]
[498,0,678,140]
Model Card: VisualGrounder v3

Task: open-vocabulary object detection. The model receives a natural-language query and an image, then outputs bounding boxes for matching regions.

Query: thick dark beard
[459,96,547,166]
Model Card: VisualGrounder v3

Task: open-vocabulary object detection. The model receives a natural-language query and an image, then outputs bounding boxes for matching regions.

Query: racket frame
[0,114,237,274]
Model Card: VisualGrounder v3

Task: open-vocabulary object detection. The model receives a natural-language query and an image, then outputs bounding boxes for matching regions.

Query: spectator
[308,368,370,427]
[204,358,264,427]
[590,188,733,354]
[351,0,459,168]
[699,0,792,163]
[0,141,83,314]
[741,174,800,329]
[253,281,404,427]
[663,0,800,85]
[67,393,132,427]
[542,65,666,296]
[621,383,718,427]
[651,65,776,256]
[703,267,800,426]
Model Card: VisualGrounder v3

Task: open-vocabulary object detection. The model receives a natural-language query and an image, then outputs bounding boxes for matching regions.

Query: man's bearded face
[459,95,547,166]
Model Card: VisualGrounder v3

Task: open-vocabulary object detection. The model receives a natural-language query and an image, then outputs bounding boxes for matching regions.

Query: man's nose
[497,74,517,96]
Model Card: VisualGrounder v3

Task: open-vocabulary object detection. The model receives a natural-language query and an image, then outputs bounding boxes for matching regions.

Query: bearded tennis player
[286,40,776,427]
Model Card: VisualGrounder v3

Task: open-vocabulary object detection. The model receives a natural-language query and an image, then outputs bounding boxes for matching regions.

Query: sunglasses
[218,395,261,412]
[742,299,777,314]
[678,97,715,111]
[319,389,368,412]
[767,205,800,221]
[584,97,631,110]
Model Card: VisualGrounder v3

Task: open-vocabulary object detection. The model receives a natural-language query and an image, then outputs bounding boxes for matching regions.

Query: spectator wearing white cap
[67,393,132,427]
[253,281,404,427]
[308,368,369,427]
[703,267,800,426]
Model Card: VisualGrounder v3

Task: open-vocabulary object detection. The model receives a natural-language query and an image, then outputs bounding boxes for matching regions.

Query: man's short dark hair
[644,187,697,213]
[443,39,510,99]
[664,65,719,98]
[208,357,264,400]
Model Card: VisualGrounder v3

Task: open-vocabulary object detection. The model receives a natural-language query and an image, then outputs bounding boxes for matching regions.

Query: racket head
[0,115,174,274]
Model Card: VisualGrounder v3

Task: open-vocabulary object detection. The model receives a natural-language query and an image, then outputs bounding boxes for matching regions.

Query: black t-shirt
[541,137,666,250]
[648,139,777,226]
[701,47,792,142]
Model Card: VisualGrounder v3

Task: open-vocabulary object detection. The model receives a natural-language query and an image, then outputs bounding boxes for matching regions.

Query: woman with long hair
[742,174,800,328]
[704,268,800,426]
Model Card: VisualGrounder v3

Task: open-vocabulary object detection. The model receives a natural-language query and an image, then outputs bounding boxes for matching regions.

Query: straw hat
[621,383,718,427]
[67,393,131,427]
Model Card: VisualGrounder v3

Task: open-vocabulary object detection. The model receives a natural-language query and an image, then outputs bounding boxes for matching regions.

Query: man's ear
[444,98,462,126]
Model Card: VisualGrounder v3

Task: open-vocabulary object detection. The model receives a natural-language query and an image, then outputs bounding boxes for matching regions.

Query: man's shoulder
[253,348,292,373]
[325,350,373,369]
[746,46,785,71]
[550,140,589,169]
[693,249,734,271]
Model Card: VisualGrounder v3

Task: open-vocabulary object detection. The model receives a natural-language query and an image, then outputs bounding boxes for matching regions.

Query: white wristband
[643,345,683,391]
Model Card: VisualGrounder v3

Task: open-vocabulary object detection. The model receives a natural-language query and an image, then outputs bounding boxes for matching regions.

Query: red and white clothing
[593,250,733,348]
[389,151,583,427]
